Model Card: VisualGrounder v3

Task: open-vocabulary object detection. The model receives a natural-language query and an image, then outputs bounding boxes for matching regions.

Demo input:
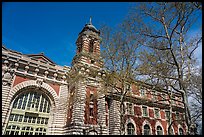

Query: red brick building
[2,21,187,135]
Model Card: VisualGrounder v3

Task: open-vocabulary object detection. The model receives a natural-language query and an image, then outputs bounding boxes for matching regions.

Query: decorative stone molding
[36,78,44,88]
[10,80,59,106]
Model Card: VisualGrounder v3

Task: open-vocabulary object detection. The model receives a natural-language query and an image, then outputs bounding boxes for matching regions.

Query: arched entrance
[4,90,51,135]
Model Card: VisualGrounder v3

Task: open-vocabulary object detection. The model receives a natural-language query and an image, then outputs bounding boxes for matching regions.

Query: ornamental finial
[89,16,92,25]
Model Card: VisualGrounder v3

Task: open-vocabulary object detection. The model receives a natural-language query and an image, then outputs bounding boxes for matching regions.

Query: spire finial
[89,16,92,25]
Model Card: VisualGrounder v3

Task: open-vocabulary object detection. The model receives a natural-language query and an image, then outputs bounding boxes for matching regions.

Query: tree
[100,23,141,135]
[187,66,202,134]
[125,2,202,134]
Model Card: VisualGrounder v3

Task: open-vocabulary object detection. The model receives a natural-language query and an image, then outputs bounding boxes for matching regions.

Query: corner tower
[66,19,108,135]
[72,18,103,70]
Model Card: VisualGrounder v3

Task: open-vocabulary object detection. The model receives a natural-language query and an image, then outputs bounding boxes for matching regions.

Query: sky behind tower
[2,2,202,67]
[2,2,133,66]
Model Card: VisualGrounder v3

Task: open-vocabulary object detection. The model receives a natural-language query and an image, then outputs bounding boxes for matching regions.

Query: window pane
[32,117,36,123]
[17,98,23,109]
[6,91,50,135]
[41,118,45,124]
[45,118,48,124]
[143,107,147,117]
[19,115,23,122]
[14,115,19,121]
[127,123,134,135]
[9,114,14,121]
[37,117,40,124]
[24,116,28,122]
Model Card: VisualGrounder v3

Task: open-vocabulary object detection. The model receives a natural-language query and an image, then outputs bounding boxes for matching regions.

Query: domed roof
[79,17,100,34]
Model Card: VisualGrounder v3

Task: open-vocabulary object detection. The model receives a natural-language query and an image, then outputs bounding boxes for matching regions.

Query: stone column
[71,78,86,134]
[2,64,15,134]
[50,85,69,135]
[97,91,108,135]
[109,99,121,135]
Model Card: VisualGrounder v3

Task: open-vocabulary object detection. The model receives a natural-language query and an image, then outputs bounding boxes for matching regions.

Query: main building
[2,21,187,135]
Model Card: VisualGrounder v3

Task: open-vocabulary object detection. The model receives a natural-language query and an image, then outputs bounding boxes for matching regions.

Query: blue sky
[2,2,133,66]
[2,2,202,67]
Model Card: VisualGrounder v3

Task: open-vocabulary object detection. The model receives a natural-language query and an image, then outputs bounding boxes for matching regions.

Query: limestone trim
[10,80,59,107]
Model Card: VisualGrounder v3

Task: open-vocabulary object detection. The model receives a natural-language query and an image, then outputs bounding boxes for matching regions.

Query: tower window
[89,40,94,53]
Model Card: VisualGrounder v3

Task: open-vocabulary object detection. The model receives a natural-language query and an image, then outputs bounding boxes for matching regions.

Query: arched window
[144,124,150,135]
[4,91,51,135]
[127,123,135,135]
[179,128,184,135]
[169,127,174,135]
[156,126,163,135]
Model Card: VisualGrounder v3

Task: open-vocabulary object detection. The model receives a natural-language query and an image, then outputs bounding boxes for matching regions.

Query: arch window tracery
[156,126,163,135]
[144,124,150,135]
[4,90,51,135]
[127,123,135,135]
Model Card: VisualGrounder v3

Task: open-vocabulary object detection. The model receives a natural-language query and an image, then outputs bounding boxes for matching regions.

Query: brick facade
[2,21,187,135]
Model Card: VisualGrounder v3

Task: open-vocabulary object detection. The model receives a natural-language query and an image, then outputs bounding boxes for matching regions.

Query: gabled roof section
[26,52,55,64]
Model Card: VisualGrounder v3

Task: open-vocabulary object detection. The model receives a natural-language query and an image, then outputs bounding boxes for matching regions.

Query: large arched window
[144,124,150,135]
[4,91,51,135]
[179,128,184,135]
[127,123,135,135]
[156,126,163,135]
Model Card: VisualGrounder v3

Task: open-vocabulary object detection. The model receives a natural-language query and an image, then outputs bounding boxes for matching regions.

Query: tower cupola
[72,18,103,69]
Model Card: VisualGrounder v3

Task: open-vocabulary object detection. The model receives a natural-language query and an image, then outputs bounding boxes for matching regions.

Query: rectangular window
[14,114,19,121]
[19,115,23,122]
[9,114,14,121]
[142,106,148,117]
[37,117,40,124]
[127,103,133,115]
[24,116,28,122]
[28,116,32,123]
[45,118,48,124]
[155,108,160,119]
[165,110,170,120]
[32,117,36,123]
[140,89,145,96]
[41,118,44,124]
